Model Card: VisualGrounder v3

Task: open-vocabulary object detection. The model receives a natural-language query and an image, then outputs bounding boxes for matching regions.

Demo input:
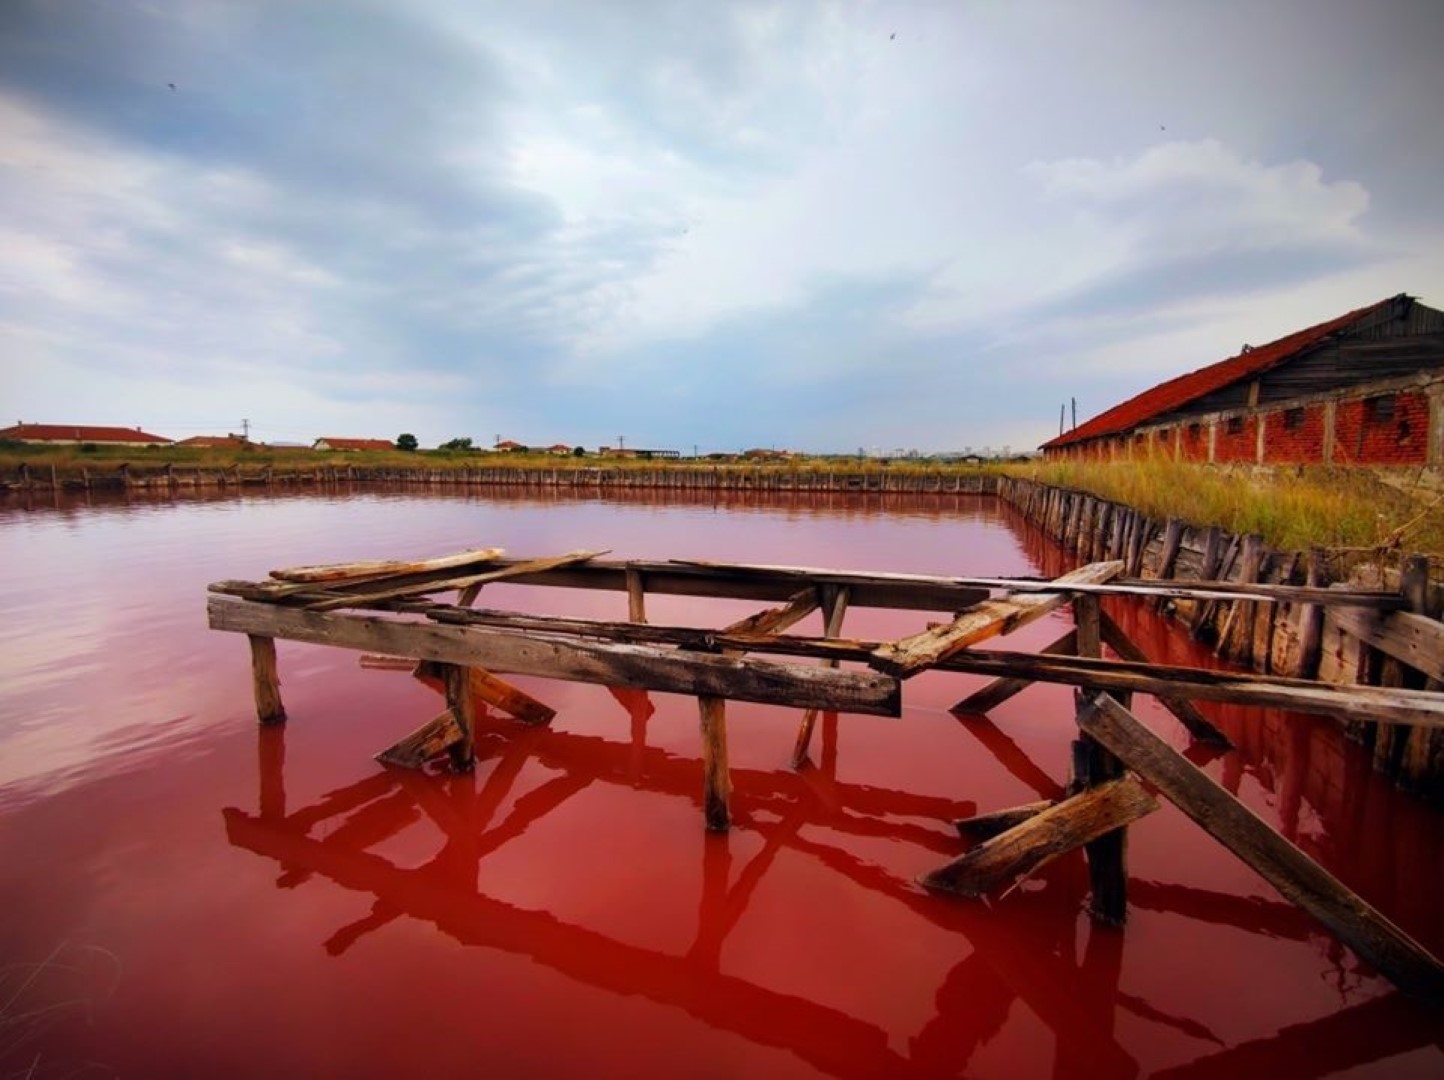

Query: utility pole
[1059,403,1065,436]
[1071,397,1077,429]
[241,418,250,440]
[618,434,625,451]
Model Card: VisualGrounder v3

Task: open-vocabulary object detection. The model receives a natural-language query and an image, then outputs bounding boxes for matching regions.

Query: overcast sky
[2,1,1442,452]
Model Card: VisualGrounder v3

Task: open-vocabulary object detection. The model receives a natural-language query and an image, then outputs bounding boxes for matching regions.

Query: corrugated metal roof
[1041,296,1399,450]
[0,423,172,443]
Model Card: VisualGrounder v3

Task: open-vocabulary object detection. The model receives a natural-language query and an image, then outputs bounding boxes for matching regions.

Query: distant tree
[572,445,586,457]
[440,437,474,451]
[396,433,418,451]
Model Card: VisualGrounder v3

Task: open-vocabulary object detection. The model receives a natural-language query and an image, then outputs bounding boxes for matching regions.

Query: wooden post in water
[1072,594,1129,925]
[698,696,731,831]
[626,569,647,623]
[247,634,286,724]
[791,584,850,768]
[442,663,476,771]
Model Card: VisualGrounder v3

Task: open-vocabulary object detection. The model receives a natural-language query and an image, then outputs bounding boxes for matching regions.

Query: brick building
[1041,294,1444,466]
[0,423,172,447]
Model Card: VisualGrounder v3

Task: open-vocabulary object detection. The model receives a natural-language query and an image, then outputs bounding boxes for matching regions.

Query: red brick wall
[1214,414,1258,463]
[1333,391,1429,465]
[1262,404,1325,463]
[1180,423,1210,462]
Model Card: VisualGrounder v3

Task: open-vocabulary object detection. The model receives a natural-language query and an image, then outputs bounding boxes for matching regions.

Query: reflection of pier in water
[225,683,1441,1078]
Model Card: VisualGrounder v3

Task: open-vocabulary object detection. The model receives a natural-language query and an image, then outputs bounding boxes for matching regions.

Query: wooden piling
[247,634,286,724]
[442,663,476,771]
[699,696,731,831]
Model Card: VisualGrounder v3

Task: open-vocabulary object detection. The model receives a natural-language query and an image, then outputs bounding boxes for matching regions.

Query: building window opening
[1365,394,1396,422]
[1226,416,1244,435]
[1283,407,1305,431]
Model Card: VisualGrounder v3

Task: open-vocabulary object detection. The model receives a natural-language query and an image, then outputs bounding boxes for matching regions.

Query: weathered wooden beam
[375,710,461,767]
[1077,692,1444,996]
[305,549,610,611]
[416,660,557,727]
[209,596,901,716]
[270,546,505,584]
[948,630,1077,714]
[932,647,1444,729]
[1097,610,1232,747]
[1330,604,1444,684]
[247,634,286,725]
[873,561,1125,677]
[699,696,731,831]
[952,801,1055,839]
[441,663,476,770]
[920,777,1158,897]
[791,585,850,769]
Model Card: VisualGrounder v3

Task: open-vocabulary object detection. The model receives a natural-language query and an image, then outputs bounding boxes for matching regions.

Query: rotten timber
[1077,692,1444,996]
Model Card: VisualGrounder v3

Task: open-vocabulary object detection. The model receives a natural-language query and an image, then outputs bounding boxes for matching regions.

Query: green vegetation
[395,433,418,451]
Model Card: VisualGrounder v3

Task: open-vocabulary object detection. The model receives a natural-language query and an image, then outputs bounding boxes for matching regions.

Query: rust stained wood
[304,549,611,611]
[920,777,1158,897]
[1078,692,1444,996]
[948,630,1077,714]
[270,546,505,584]
[935,647,1444,728]
[699,696,731,831]
[873,561,1125,677]
[441,663,476,770]
[1096,610,1232,747]
[209,596,901,717]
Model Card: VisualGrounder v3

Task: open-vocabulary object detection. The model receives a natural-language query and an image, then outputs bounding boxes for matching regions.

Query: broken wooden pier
[208,545,1444,994]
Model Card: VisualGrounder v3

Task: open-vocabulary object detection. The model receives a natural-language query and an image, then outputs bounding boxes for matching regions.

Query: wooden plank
[270,546,505,583]
[1331,605,1444,683]
[949,630,1077,715]
[304,549,610,611]
[1077,692,1444,995]
[375,710,461,767]
[1295,547,1327,678]
[248,634,286,725]
[209,596,901,716]
[1097,610,1231,747]
[953,801,1055,839]
[722,589,819,636]
[872,561,1125,677]
[932,648,1444,729]
[792,585,850,768]
[920,777,1158,897]
[626,569,647,624]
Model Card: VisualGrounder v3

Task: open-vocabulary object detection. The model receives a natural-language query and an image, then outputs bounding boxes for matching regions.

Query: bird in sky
[890,32,896,40]
[168,82,176,91]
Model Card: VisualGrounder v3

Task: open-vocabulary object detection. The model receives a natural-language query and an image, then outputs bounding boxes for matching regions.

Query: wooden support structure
[949,630,1077,714]
[920,777,1157,898]
[952,801,1055,839]
[1077,691,1444,995]
[248,634,286,724]
[791,584,850,768]
[872,561,1125,676]
[441,663,476,770]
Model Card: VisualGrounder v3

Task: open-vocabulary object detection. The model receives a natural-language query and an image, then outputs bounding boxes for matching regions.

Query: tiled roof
[176,435,250,448]
[1041,297,1397,449]
[315,437,395,451]
[0,423,171,443]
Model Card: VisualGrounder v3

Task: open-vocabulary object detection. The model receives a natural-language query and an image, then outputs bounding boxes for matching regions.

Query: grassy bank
[1010,459,1444,558]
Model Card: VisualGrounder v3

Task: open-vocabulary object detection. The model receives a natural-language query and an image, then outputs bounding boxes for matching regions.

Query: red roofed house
[177,434,252,449]
[494,440,527,452]
[312,437,396,452]
[1041,294,1444,466]
[0,423,172,446]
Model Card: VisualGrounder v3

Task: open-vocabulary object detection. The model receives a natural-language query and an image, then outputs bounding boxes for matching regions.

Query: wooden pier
[209,545,1444,994]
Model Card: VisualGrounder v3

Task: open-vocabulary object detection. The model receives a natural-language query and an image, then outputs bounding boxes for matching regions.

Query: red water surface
[0,485,1440,1078]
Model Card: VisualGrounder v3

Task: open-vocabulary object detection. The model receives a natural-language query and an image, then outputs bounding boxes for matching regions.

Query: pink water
[0,486,1440,1077]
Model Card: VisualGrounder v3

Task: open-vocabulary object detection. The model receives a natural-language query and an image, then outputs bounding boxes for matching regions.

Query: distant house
[312,437,395,452]
[599,446,679,460]
[494,440,527,452]
[1042,294,1444,465]
[0,423,172,447]
[743,448,792,461]
[546,443,574,456]
[176,434,252,449]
